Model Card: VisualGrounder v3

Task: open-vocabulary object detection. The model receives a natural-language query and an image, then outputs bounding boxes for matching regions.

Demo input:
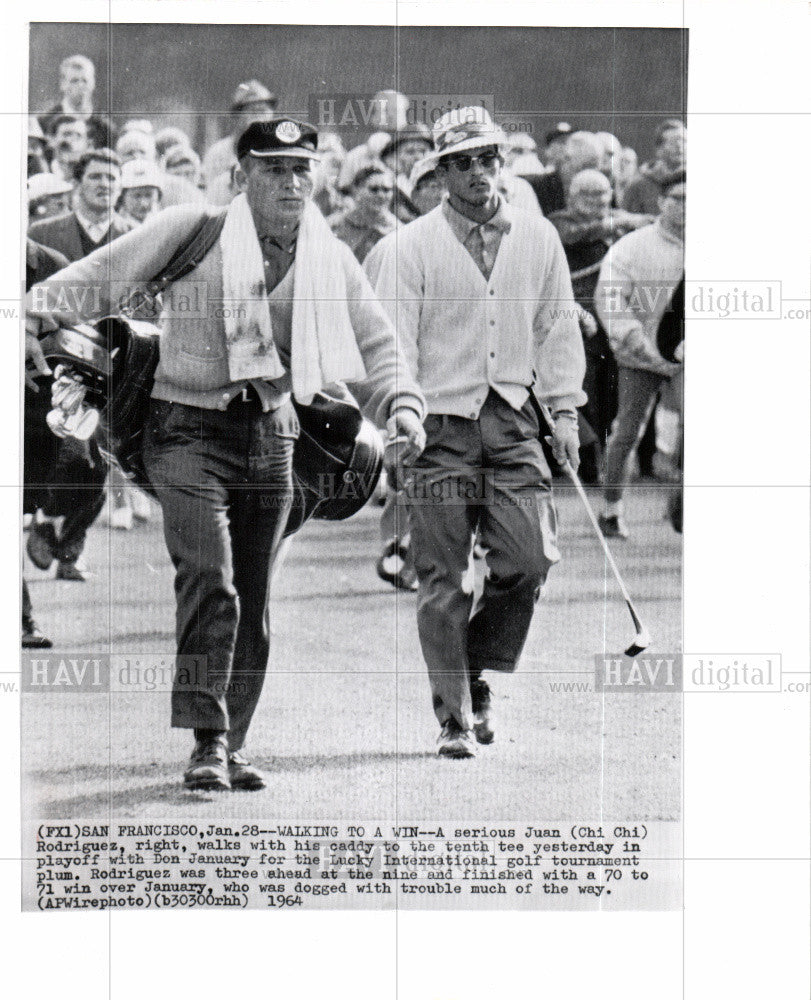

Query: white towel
[220,193,286,382]
[220,194,367,399]
[291,202,366,402]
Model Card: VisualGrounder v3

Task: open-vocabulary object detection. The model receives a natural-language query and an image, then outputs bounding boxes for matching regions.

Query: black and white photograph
[3,0,810,996]
[19,18,686,911]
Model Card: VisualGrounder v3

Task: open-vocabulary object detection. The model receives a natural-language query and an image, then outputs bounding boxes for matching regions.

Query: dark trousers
[582,327,619,446]
[405,390,560,730]
[24,383,106,561]
[143,397,298,751]
[22,579,32,624]
[604,367,666,504]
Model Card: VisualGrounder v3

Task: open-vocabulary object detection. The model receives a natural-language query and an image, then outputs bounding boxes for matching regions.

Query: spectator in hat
[527,130,603,215]
[336,138,379,197]
[47,114,90,182]
[28,172,73,223]
[38,54,114,150]
[504,132,545,177]
[118,158,163,225]
[595,172,685,539]
[158,145,207,208]
[116,127,158,164]
[621,120,685,215]
[155,126,194,161]
[161,144,202,186]
[542,121,573,170]
[202,79,277,198]
[380,123,433,222]
[328,162,397,264]
[373,105,585,758]
[28,116,49,176]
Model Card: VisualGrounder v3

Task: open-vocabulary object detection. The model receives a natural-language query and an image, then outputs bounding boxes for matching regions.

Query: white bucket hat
[432,106,506,158]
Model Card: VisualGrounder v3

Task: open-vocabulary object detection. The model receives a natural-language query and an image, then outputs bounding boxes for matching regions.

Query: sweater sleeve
[26,205,208,335]
[595,237,643,364]
[595,236,679,374]
[340,242,426,427]
[532,224,587,411]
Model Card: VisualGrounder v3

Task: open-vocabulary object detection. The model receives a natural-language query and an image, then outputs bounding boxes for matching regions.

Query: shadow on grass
[272,589,402,602]
[31,750,435,817]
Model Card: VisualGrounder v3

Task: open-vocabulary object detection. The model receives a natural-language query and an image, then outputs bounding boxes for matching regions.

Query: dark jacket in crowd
[524,170,566,216]
[621,161,681,215]
[28,211,132,264]
[26,238,69,291]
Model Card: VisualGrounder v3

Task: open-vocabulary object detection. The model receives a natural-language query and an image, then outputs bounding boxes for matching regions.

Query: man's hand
[549,411,580,472]
[577,305,599,339]
[25,333,51,392]
[386,407,426,467]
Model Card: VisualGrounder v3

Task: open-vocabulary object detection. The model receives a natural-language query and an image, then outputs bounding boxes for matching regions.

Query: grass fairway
[22,483,680,823]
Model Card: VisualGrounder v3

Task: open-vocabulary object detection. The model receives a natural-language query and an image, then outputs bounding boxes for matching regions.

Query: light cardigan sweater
[372,200,586,419]
[594,220,684,375]
[26,204,425,428]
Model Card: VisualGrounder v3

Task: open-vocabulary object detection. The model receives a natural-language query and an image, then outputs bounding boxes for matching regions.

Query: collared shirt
[259,231,298,293]
[441,196,512,280]
[74,207,112,245]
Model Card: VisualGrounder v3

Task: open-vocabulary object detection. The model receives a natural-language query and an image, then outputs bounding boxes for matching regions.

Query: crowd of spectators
[22,55,685,640]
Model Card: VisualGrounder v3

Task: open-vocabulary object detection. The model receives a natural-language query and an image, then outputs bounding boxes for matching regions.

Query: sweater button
[489,289,495,295]
[489,320,495,326]
[490,352,495,358]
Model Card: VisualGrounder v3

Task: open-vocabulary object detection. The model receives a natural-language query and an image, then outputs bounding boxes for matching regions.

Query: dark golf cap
[236,118,320,161]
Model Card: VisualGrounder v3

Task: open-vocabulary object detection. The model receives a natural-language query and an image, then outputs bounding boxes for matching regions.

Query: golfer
[374,107,586,758]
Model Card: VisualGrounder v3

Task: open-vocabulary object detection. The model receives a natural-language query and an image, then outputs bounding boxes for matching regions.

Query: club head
[624,629,651,659]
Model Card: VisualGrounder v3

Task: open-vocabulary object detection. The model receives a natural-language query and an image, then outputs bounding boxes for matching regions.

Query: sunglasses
[445,150,500,172]
[367,185,394,194]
